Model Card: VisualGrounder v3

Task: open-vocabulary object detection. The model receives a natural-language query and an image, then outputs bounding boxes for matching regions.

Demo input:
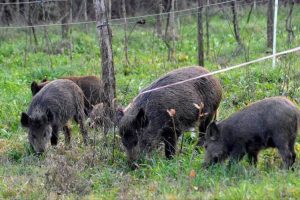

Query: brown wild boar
[21,79,89,154]
[117,66,222,165]
[31,75,103,114]
[204,96,300,169]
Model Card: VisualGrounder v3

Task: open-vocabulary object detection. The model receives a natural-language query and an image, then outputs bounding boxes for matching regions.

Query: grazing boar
[117,66,222,164]
[31,76,103,114]
[21,79,89,154]
[203,96,300,169]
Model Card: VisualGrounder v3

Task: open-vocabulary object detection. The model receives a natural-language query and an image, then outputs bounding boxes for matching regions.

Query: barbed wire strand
[138,46,300,96]
[0,0,66,5]
[0,0,265,29]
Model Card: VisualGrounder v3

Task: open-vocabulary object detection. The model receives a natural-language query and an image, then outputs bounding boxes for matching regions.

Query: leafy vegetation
[0,6,299,199]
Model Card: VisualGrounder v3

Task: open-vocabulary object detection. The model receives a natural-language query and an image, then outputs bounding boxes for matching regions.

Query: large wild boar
[21,79,89,154]
[203,96,300,169]
[31,75,103,114]
[117,66,222,164]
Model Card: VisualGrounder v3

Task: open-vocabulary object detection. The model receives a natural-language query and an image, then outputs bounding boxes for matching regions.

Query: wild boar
[117,66,222,164]
[31,75,103,114]
[204,96,300,169]
[21,79,89,154]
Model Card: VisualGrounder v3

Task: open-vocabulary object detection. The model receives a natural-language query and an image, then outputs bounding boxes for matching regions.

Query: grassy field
[0,5,300,199]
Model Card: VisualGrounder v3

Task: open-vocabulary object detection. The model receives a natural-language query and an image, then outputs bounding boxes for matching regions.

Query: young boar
[21,79,89,154]
[204,96,300,169]
[117,66,222,164]
[31,76,103,114]
[88,103,113,129]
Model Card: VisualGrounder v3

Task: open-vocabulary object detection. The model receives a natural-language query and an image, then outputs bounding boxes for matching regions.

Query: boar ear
[31,81,39,95]
[46,109,54,123]
[135,108,149,128]
[21,112,31,127]
[207,121,220,141]
[116,108,124,123]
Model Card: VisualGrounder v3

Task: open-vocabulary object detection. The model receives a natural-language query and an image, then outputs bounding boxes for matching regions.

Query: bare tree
[198,0,204,66]
[84,0,88,31]
[94,0,116,134]
[61,0,71,40]
[286,0,295,46]
[156,0,163,36]
[107,0,112,20]
[205,0,210,56]
[165,0,176,61]
[267,0,274,48]
[122,0,130,66]
[231,0,242,46]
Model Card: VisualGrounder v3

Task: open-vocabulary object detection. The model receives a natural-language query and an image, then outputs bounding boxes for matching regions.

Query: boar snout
[125,145,140,163]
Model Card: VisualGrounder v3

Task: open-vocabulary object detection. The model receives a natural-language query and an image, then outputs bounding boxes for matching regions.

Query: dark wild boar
[21,79,89,154]
[31,75,103,114]
[204,96,300,169]
[117,66,222,164]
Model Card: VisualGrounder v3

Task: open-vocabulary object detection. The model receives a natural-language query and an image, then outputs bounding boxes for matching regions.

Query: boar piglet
[21,79,89,154]
[204,96,300,169]
[117,66,222,165]
[87,103,114,132]
[31,75,103,115]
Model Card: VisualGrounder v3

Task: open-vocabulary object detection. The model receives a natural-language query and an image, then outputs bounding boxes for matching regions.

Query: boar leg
[274,133,296,169]
[51,125,59,146]
[77,115,89,145]
[63,124,71,145]
[289,140,296,165]
[247,152,258,166]
[228,146,245,166]
[277,143,294,169]
[162,128,180,159]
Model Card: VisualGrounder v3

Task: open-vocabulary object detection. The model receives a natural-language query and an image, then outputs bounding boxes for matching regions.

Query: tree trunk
[205,0,210,56]
[26,1,38,47]
[286,0,294,46]
[16,0,20,23]
[198,0,204,66]
[122,0,129,66]
[231,0,242,46]
[94,0,116,133]
[84,0,88,31]
[107,0,112,20]
[156,0,163,36]
[69,0,73,60]
[62,0,70,40]
[267,0,274,48]
[165,0,176,61]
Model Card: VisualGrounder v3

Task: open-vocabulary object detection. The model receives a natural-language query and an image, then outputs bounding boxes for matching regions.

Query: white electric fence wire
[139,46,300,96]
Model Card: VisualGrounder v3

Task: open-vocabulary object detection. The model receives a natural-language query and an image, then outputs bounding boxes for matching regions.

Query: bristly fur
[118,66,222,164]
[22,79,89,153]
[31,75,104,114]
[204,96,300,169]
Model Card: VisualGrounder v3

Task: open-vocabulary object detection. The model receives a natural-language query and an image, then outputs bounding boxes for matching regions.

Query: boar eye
[32,135,36,139]
[43,133,46,138]
[204,144,208,149]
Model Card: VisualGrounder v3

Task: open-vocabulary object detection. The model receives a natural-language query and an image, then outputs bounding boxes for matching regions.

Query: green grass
[0,5,300,199]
